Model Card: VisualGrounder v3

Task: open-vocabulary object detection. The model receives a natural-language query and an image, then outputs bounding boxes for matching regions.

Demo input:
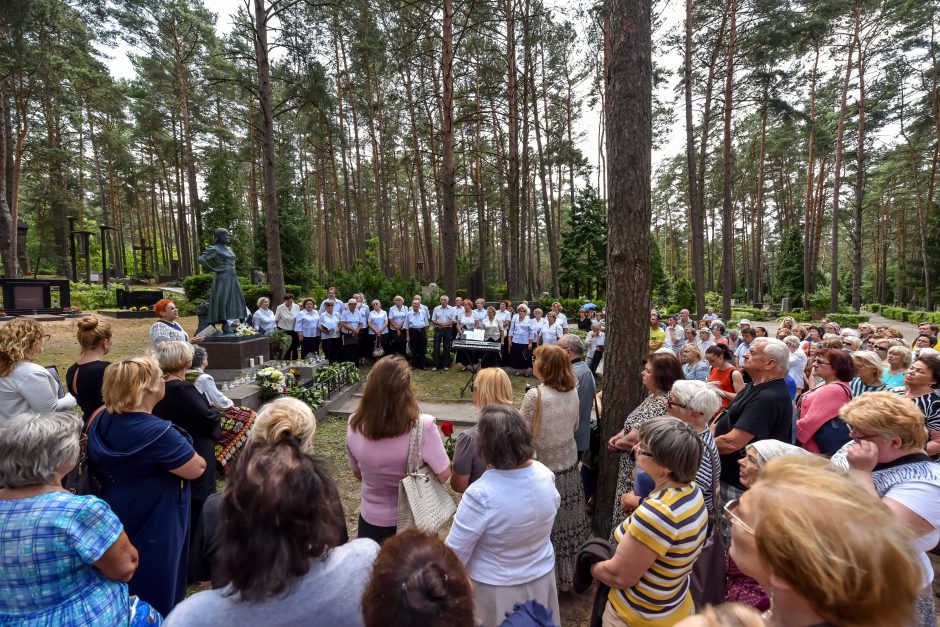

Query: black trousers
[357,513,396,544]
[282,329,300,360]
[300,336,320,359]
[322,337,340,364]
[433,325,454,368]
[390,329,407,355]
[340,334,358,364]
[409,327,428,368]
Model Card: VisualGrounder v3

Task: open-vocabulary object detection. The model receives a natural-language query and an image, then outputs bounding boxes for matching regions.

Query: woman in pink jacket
[796,348,855,454]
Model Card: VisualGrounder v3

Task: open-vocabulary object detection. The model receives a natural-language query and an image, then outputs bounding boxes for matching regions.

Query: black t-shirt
[715,377,794,489]
[65,360,110,421]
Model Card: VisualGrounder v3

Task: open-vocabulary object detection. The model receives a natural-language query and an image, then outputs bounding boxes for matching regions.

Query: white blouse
[252,307,276,332]
[368,310,389,335]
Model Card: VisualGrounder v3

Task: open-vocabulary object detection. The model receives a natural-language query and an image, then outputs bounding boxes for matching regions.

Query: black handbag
[62,406,105,496]
[341,332,359,346]
[811,382,853,456]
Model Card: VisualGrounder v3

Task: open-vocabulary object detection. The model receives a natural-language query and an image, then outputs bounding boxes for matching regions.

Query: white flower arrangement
[235,322,257,336]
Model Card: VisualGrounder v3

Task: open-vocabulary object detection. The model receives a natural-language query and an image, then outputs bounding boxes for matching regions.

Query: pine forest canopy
[0,0,939,314]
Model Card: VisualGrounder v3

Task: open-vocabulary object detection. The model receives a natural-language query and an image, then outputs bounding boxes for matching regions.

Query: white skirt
[472,568,560,627]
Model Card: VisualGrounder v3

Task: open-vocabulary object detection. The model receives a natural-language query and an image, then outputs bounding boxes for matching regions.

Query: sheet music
[465,329,485,341]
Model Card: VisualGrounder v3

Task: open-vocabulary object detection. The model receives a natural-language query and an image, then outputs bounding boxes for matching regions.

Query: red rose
[440,421,454,437]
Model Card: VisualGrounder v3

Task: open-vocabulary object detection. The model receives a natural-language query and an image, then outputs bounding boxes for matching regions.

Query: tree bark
[505,0,522,298]
[831,8,858,313]
[852,8,865,312]
[440,0,458,296]
[720,0,737,321]
[254,0,285,302]
[803,45,819,308]
[685,0,705,317]
[0,82,17,277]
[595,0,652,537]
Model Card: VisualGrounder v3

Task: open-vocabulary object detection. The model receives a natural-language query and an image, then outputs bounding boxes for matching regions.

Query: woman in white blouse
[251,297,276,334]
[387,295,409,356]
[294,298,320,359]
[0,318,77,423]
[495,300,513,366]
[274,294,300,360]
[540,312,563,346]
[480,306,504,369]
[367,300,389,359]
[456,301,480,371]
[318,301,341,364]
[445,405,560,626]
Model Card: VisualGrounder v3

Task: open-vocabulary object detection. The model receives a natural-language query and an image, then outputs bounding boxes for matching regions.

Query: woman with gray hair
[0,411,142,625]
[884,345,912,388]
[445,406,561,626]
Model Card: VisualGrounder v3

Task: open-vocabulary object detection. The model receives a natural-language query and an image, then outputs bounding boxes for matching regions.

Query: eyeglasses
[666,397,688,410]
[875,346,889,352]
[846,424,880,441]
[634,444,655,458]
[814,360,829,366]
[723,498,754,535]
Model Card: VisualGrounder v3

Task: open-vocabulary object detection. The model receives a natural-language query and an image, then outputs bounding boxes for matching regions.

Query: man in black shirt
[713,337,794,542]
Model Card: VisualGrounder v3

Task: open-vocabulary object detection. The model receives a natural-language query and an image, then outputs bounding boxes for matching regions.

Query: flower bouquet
[235,322,257,336]
[440,421,456,459]
[255,367,294,401]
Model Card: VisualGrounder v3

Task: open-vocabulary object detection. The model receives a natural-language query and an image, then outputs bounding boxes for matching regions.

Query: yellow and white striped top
[608,484,708,626]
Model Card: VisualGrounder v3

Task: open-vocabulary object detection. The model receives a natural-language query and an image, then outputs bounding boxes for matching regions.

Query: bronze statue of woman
[198,228,248,333]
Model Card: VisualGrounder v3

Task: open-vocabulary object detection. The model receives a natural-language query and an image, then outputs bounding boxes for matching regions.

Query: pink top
[796,381,852,454]
[347,414,450,527]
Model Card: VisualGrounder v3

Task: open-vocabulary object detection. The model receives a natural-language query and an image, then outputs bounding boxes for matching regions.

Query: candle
[249,358,254,368]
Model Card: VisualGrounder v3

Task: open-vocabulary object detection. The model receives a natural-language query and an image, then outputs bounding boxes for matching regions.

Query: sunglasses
[723,498,754,535]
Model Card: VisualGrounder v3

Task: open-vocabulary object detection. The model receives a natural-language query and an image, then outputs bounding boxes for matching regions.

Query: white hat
[739,319,751,326]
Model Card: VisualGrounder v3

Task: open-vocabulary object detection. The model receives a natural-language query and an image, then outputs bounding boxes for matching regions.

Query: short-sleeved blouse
[346,414,450,527]
[150,320,189,349]
[0,492,127,626]
[368,310,389,335]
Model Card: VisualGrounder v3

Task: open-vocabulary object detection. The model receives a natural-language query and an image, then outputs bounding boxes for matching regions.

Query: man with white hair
[713,337,794,513]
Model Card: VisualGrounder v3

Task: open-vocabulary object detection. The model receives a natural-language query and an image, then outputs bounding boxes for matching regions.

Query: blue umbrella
[580,303,598,311]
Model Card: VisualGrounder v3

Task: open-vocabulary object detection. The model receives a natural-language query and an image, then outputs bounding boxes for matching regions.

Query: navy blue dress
[88,410,196,617]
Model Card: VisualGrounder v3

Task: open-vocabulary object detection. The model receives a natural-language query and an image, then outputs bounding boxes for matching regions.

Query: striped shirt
[696,429,720,518]
[891,389,940,434]
[849,377,887,397]
[609,484,707,625]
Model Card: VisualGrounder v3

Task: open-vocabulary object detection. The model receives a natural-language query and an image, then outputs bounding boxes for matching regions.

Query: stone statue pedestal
[202,334,269,371]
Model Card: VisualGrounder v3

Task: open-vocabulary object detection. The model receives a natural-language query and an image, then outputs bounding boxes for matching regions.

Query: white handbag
[397,415,457,532]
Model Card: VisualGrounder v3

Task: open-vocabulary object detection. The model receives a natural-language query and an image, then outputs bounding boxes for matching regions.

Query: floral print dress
[610,392,670,534]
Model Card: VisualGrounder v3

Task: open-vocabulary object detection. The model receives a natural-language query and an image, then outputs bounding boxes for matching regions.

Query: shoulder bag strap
[406,417,423,473]
[531,387,543,439]
[86,405,106,435]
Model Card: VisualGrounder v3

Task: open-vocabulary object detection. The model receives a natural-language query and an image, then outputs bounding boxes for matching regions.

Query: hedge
[182,273,303,311]
[866,304,940,325]
[827,313,870,327]
[70,283,117,311]
[535,297,605,316]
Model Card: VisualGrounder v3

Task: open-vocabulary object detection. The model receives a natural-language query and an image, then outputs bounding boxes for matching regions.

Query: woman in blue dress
[89,356,207,617]
[0,411,142,626]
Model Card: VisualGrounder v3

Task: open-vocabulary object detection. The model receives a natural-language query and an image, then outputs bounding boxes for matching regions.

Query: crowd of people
[1,299,940,627]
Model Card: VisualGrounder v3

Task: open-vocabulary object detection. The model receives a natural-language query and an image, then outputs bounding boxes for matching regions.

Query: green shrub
[535,297,605,317]
[730,307,765,322]
[183,273,303,311]
[827,313,870,327]
[69,283,117,310]
[776,311,811,323]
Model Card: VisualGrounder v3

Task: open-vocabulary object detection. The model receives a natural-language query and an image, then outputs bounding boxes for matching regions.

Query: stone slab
[203,335,269,371]
[97,310,156,319]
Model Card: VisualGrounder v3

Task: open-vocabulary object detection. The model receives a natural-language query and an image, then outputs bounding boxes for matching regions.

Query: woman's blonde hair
[350,356,419,440]
[0,318,45,377]
[691,603,764,627]
[155,341,194,373]
[682,343,703,362]
[256,296,269,308]
[852,350,883,375]
[102,356,162,413]
[839,391,928,450]
[749,456,921,627]
[472,368,513,408]
[252,397,316,453]
[887,345,913,369]
[76,315,112,350]
[533,344,575,392]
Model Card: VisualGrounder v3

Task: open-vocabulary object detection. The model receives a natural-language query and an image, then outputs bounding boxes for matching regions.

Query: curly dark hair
[216,439,345,602]
[362,529,474,627]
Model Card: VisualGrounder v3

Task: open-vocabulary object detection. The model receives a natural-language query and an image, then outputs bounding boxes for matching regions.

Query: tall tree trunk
[752,97,768,305]
[852,14,865,312]
[803,45,819,308]
[505,0,522,298]
[405,63,434,280]
[254,0,285,302]
[524,7,560,296]
[596,0,652,537]
[178,71,198,277]
[685,0,704,317]
[0,82,17,277]
[831,9,858,313]
[720,0,737,321]
[440,0,458,296]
